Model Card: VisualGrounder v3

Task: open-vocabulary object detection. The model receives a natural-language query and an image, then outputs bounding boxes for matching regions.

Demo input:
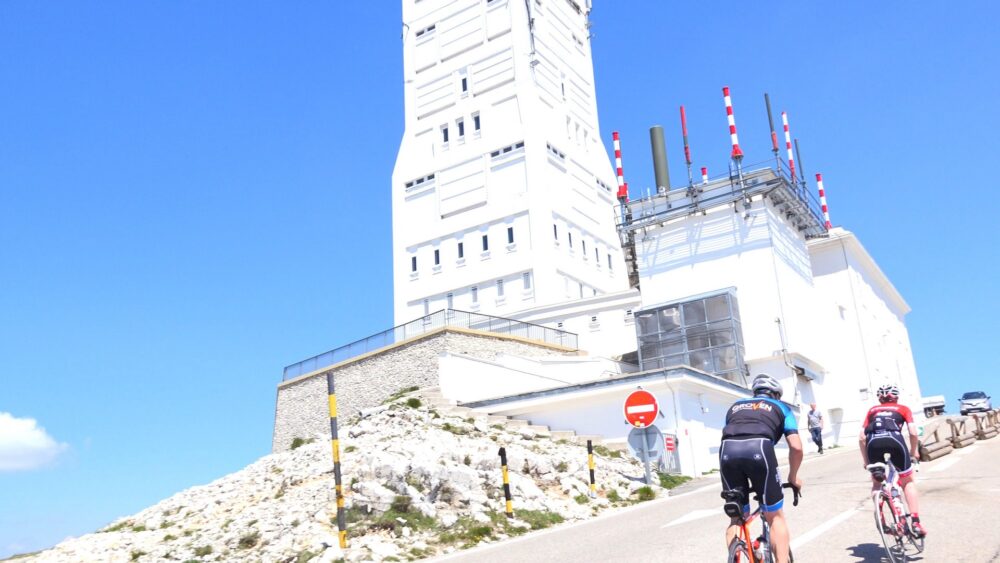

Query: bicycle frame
[866,452,923,561]
[722,484,799,563]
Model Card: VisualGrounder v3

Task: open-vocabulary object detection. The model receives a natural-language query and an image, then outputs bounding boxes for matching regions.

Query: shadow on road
[844,542,924,562]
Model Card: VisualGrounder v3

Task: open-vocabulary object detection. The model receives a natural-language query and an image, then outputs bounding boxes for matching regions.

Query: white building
[391,0,629,325]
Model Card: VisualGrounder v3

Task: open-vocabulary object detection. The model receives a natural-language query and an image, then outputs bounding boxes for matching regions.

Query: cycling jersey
[721,396,799,444]
[864,401,915,477]
[719,395,799,513]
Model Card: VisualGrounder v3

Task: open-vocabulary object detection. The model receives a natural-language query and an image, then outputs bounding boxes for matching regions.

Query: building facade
[392,0,629,325]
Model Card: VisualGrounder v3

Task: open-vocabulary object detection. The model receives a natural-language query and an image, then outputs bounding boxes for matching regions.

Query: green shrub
[390,495,412,514]
[635,486,656,502]
[237,531,260,549]
[193,545,213,557]
[463,455,471,466]
[295,550,318,563]
[592,445,622,459]
[290,437,315,450]
[441,423,468,435]
[656,472,692,490]
[406,398,422,409]
[515,509,564,530]
[606,490,621,502]
[574,494,590,504]
[129,551,146,561]
[131,525,147,532]
[344,445,357,453]
[102,521,132,533]
[554,461,568,472]
[162,534,177,542]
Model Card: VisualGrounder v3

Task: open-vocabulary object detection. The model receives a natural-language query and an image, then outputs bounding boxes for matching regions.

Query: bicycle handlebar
[782,483,801,506]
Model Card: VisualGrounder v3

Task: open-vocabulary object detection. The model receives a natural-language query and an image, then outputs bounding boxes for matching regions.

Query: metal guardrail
[282,309,579,381]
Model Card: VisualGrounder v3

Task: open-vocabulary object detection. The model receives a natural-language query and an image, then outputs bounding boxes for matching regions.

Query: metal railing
[282,309,579,381]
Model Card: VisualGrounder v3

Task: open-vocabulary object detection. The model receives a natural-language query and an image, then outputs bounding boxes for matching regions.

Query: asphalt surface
[428,436,1000,562]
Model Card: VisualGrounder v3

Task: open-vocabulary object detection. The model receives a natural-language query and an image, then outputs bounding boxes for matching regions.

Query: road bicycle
[866,453,925,562]
[721,483,801,563]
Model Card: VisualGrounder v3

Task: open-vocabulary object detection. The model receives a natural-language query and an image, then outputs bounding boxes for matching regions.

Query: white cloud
[0,412,68,471]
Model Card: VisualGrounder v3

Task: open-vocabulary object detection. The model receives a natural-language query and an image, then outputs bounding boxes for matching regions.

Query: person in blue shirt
[720,374,804,563]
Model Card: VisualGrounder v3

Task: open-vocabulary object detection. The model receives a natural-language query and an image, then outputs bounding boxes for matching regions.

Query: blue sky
[1,1,997,556]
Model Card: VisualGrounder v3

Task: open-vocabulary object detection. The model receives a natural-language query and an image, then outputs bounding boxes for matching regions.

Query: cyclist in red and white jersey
[859,384,926,537]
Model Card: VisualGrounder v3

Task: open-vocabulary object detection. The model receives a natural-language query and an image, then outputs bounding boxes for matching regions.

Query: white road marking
[660,508,720,529]
[789,506,865,550]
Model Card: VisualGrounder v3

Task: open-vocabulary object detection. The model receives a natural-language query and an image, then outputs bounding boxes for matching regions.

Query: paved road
[429,436,1000,562]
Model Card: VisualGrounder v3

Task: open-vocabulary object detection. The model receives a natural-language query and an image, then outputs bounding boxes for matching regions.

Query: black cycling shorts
[719,437,785,513]
[867,433,913,477]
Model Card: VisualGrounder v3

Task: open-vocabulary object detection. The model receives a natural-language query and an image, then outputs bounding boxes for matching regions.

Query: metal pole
[649,125,672,193]
[680,106,694,188]
[326,373,348,549]
[640,426,652,485]
[794,137,807,193]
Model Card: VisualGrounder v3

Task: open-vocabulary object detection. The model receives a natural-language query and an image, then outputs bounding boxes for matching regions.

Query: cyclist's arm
[858,427,868,466]
[786,432,804,487]
[907,423,920,460]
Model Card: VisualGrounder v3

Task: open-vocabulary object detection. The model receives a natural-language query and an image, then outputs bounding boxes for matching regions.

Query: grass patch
[385,386,420,403]
[606,489,621,503]
[344,445,357,453]
[592,445,623,459]
[436,517,494,548]
[554,461,568,472]
[237,531,260,549]
[163,534,177,542]
[130,551,146,561]
[295,550,318,563]
[463,455,472,466]
[101,520,132,533]
[222,519,233,529]
[0,553,42,561]
[656,472,692,490]
[514,509,564,530]
[193,546,212,557]
[634,486,656,502]
[574,494,590,504]
[406,398,422,409]
[441,422,469,436]
[405,474,426,492]
[290,437,315,450]
[131,525,147,532]
[160,520,174,529]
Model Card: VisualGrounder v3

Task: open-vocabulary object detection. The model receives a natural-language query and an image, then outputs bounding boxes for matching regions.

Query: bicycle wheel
[874,495,906,562]
[727,537,752,563]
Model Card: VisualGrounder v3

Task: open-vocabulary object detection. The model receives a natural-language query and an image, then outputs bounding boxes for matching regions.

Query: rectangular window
[507,226,514,244]
[446,293,454,309]
[461,77,468,92]
[582,240,587,255]
[434,249,440,265]
[595,247,599,262]
[473,113,481,132]
[471,286,478,303]
[411,256,417,272]
[568,233,573,247]
[497,279,505,297]
[482,234,489,251]
[423,299,430,315]
[523,272,531,290]
[457,118,465,138]
[608,253,613,270]
[458,242,464,259]
[442,125,449,144]
[553,224,558,240]
[579,282,584,298]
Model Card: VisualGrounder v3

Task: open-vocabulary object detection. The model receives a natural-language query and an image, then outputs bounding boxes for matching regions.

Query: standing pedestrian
[808,403,824,454]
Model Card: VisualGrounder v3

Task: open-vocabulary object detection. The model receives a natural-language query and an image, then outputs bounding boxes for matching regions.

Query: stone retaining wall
[271,328,572,452]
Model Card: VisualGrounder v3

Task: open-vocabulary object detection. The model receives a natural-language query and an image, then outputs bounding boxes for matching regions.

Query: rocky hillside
[23,392,679,563]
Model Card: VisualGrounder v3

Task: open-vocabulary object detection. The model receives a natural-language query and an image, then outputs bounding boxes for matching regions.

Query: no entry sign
[623,389,659,427]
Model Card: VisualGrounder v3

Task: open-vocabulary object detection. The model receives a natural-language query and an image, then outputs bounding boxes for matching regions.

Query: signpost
[624,389,661,484]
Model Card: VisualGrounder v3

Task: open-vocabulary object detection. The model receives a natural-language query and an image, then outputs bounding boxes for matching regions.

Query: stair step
[550,430,576,441]
[526,425,551,435]
[571,434,604,445]
[503,419,529,427]
[487,415,509,425]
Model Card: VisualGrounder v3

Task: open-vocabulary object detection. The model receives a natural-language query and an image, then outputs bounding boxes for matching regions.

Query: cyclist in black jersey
[720,374,804,563]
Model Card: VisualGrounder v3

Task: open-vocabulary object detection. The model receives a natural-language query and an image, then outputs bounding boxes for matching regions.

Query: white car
[959,391,992,415]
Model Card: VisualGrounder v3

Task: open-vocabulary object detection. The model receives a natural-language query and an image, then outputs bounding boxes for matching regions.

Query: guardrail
[282,309,579,381]
[919,409,1000,461]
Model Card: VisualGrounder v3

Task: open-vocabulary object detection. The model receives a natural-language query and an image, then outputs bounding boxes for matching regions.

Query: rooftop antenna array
[764,93,781,167]
[723,86,751,216]
[782,111,797,189]
[815,173,832,229]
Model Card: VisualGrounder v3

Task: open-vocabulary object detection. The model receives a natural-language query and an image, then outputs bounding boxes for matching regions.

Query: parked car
[922,395,946,417]
[959,391,992,415]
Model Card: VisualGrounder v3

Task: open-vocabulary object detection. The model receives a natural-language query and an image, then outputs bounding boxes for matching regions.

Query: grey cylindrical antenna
[794,138,805,182]
[649,125,671,193]
[765,93,779,154]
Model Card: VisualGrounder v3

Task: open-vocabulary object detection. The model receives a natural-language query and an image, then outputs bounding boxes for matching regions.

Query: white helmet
[877,384,900,403]
[751,373,783,399]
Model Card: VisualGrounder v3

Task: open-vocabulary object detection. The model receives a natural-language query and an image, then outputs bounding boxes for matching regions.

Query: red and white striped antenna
[816,173,832,229]
[680,105,694,186]
[613,131,628,202]
[722,87,743,161]
[782,111,797,183]
[701,166,708,184]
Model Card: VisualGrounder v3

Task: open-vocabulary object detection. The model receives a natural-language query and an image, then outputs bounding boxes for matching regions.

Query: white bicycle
[866,453,924,562]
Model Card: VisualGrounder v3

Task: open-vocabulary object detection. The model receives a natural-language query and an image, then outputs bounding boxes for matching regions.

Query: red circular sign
[623,390,659,427]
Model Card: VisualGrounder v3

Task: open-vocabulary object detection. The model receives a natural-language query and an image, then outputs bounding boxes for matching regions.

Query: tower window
[411,256,417,272]
[582,240,587,255]
[523,272,532,290]
[457,118,465,138]
[423,299,430,315]
[442,125,449,144]
[461,77,468,92]
[434,249,440,265]
[473,113,481,132]
[446,292,454,309]
[497,279,505,297]
[608,253,613,270]
[568,233,573,247]
[595,247,599,262]
[482,234,489,251]
[458,242,464,259]
[553,224,558,240]
[507,226,514,244]
[471,286,478,303]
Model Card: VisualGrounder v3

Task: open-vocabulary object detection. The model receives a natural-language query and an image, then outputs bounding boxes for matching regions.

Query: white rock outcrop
[24,396,661,562]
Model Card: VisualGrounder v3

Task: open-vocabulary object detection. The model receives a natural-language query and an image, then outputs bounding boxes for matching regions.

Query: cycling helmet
[751,373,783,399]
[877,384,900,403]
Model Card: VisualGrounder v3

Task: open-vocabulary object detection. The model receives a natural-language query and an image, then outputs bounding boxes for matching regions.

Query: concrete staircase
[418,387,624,450]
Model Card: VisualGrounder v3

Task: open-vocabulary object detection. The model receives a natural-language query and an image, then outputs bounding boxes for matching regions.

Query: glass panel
[730,293,742,322]
[706,294,730,322]
[636,312,657,335]
[686,324,711,350]
[689,349,714,373]
[640,341,660,360]
[683,300,707,325]
[658,306,682,333]
[661,353,685,368]
[708,321,735,346]
[660,335,685,356]
[713,346,738,372]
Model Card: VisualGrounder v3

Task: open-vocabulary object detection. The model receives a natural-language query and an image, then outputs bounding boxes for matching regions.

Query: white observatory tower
[391,0,628,324]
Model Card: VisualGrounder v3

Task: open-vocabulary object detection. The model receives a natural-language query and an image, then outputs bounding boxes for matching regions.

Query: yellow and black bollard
[327,373,348,549]
[498,447,513,518]
[587,440,597,498]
